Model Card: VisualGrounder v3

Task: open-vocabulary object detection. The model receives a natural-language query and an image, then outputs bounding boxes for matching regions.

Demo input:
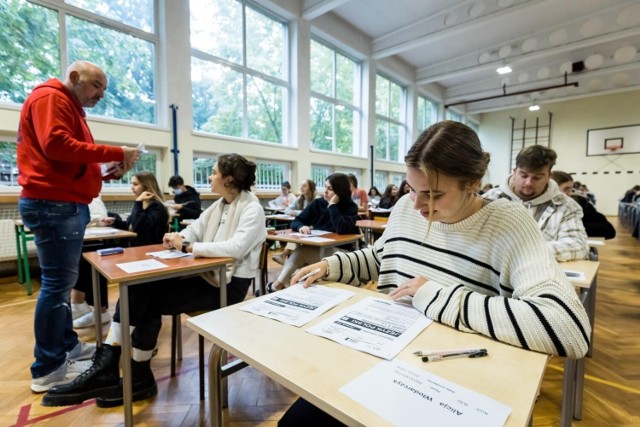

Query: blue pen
[422,350,488,362]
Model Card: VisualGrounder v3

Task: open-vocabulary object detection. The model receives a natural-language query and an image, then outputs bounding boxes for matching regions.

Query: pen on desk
[413,348,487,357]
[422,350,488,362]
[297,268,322,283]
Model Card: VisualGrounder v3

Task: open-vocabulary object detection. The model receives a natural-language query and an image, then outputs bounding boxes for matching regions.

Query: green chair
[14,219,35,295]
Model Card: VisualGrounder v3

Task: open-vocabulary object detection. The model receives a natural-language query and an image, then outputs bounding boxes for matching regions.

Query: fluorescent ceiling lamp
[496,66,512,74]
[529,104,540,111]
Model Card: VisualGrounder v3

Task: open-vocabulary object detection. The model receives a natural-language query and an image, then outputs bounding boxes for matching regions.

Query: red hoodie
[17,78,124,204]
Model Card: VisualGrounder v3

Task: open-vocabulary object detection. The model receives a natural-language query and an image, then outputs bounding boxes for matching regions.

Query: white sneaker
[272,253,286,265]
[30,359,92,393]
[71,301,91,320]
[67,341,96,361]
[73,311,111,329]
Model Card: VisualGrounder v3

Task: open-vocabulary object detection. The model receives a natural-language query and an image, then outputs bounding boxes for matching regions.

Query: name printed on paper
[240,284,355,327]
[306,297,432,360]
[341,359,512,427]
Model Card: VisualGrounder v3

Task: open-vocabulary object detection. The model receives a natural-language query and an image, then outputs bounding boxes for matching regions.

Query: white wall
[479,89,640,216]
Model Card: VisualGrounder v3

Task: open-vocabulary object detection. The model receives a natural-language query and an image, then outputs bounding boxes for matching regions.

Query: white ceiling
[302,0,640,114]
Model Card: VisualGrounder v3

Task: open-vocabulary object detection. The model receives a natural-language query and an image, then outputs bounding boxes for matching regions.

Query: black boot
[42,344,121,407]
[95,358,157,408]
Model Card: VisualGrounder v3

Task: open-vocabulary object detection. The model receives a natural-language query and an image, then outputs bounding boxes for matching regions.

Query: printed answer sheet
[306,297,432,359]
[240,284,355,327]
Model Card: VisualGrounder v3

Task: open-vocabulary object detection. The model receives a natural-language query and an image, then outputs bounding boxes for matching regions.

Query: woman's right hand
[290,260,327,288]
[100,217,115,226]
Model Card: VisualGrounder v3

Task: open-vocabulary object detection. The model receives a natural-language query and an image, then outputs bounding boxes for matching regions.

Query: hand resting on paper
[388,276,429,300]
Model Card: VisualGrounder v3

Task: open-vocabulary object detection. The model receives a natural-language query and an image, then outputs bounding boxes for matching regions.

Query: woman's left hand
[299,225,311,234]
[388,276,429,300]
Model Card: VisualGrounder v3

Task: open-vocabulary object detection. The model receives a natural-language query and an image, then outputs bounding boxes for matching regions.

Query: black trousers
[112,275,251,351]
[279,398,347,427]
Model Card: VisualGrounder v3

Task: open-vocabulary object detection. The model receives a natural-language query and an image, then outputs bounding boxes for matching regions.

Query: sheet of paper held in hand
[341,359,511,427]
[306,297,432,360]
[116,259,168,274]
[239,284,356,327]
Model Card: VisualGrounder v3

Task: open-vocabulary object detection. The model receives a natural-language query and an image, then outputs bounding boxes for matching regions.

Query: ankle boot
[42,344,121,407]
[95,359,157,408]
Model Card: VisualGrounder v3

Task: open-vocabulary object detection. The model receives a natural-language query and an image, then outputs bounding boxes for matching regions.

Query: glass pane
[67,16,156,124]
[102,152,157,188]
[374,172,387,190]
[257,162,287,190]
[417,97,426,132]
[311,165,332,189]
[310,40,332,96]
[65,0,154,32]
[310,98,333,151]
[190,0,242,65]
[390,173,404,186]
[335,52,355,103]
[192,58,243,136]
[0,1,60,104]
[389,80,402,121]
[193,156,216,189]
[247,75,283,143]
[375,75,389,116]
[0,141,19,187]
[335,105,353,155]
[389,124,400,162]
[375,120,387,160]
[246,6,285,78]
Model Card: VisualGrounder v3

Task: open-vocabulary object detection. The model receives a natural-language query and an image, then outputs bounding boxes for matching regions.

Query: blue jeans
[19,198,89,378]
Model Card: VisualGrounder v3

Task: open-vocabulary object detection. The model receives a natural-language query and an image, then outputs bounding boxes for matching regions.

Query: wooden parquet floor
[0,219,638,426]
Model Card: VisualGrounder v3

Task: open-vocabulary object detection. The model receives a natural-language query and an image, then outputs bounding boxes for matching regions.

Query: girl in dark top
[378,183,398,209]
[102,171,169,246]
[260,173,358,294]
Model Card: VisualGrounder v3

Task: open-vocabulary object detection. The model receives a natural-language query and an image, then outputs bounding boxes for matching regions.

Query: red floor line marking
[12,404,31,427]
[11,364,201,426]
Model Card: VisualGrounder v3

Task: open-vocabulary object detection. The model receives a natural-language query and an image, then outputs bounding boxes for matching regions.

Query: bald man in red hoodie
[17,60,140,393]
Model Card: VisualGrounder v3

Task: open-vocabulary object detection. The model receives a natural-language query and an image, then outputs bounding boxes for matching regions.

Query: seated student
[43,154,266,407]
[483,145,588,262]
[479,182,493,194]
[347,173,368,214]
[367,186,381,206]
[168,175,202,220]
[269,181,297,209]
[275,180,318,265]
[378,183,398,209]
[621,185,640,203]
[551,171,615,240]
[257,173,358,295]
[398,179,410,197]
[283,121,591,426]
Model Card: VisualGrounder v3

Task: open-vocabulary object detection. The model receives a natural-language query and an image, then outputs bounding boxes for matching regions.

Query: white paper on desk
[84,227,118,236]
[239,284,356,327]
[145,250,192,259]
[341,359,511,427]
[310,229,331,236]
[563,270,586,280]
[306,297,432,360]
[116,259,168,273]
[300,236,334,243]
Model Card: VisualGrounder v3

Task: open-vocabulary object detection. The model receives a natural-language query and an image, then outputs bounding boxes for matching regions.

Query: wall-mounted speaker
[572,61,585,73]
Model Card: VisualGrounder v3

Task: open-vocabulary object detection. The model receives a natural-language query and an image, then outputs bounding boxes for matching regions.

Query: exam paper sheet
[341,359,511,427]
[116,259,168,274]
[239,284,355,327]
[306,297,432,360]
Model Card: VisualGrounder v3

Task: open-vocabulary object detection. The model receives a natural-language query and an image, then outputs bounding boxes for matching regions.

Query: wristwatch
[181,241,190,253]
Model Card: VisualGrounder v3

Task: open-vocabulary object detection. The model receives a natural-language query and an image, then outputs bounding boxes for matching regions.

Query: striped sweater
[324,195,591,358]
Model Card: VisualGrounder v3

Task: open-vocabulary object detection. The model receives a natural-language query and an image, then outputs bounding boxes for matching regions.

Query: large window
[311,164,361,191]
[309,39,361,155]
[190,0,289,144]
[374,171,405,190]
[0,0,158,123]
[375,74,407,162]
[0,141,18,188]
[417,95,439,134]
[193,154,217,190]
[101,149,161,190]
[445,109,463,122]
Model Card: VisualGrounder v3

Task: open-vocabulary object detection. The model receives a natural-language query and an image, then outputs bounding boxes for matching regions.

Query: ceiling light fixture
[496,65,512,74]
[528,104,540,111]
[445,72,578,109]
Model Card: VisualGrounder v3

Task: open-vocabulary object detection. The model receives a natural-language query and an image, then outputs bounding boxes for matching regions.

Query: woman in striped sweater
[280,120,591,426]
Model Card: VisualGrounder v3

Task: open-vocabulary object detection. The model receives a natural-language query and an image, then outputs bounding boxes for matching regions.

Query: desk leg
[573,358,586,420]
[120,284,134,427]
[574,276,597,420]
[208,344,224,427]
[217,265,229,408]
[92,267,103,346]
[561,358,577,427]
[14,224,24,284]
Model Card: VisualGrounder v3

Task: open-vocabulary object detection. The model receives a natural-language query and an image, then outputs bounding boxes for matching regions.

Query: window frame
[374,73,408,163]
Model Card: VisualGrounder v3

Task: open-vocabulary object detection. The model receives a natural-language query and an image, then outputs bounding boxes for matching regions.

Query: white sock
[132,347,155,362]
[104,321,135,347]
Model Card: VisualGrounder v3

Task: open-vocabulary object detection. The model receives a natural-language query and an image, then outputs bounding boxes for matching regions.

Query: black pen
[422,350,488,362]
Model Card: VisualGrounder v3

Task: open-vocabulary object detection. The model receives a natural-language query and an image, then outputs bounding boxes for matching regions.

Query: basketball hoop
[605,145,621,153]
